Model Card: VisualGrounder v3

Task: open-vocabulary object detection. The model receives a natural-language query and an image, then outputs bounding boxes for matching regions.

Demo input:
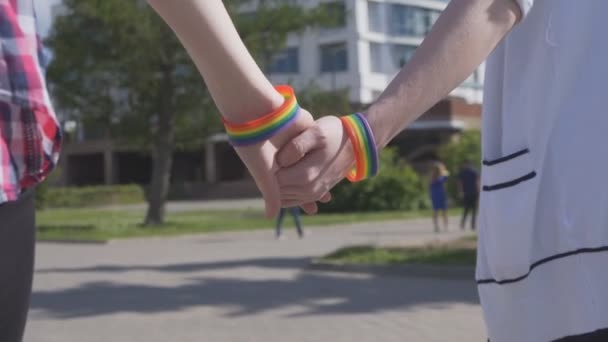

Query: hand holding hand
[275,115,355,213]
[232,108,328,218]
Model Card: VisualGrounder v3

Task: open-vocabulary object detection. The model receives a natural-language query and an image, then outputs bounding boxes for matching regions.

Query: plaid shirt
[0,0,62,203]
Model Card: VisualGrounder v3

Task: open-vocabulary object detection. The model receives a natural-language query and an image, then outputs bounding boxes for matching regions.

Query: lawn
[319,236,477,266]
[36,207,462,241]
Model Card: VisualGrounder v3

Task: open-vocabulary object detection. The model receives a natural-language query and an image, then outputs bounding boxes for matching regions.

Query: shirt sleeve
[515,0,534,18]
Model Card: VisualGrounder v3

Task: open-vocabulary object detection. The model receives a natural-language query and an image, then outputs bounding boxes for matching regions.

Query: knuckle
[291,140,305,159]
[314,127,328,147]
[304,167,319,183]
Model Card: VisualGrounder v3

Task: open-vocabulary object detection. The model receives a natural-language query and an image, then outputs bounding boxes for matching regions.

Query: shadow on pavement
[36,257,311,274]
[32,257,480,319]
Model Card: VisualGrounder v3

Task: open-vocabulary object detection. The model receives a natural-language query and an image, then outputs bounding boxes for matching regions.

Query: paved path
[27,218,486,342]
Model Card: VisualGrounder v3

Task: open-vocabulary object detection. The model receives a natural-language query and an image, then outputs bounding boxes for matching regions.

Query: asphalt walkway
[27,217,485,342]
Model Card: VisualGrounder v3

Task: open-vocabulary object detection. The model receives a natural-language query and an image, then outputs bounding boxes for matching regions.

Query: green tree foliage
[46,0,334,225]
[297,85,353,118]
[438,131,482,203]
[321,148,429,213]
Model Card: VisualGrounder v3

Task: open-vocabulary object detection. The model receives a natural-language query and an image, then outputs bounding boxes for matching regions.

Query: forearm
[147,0,282,122]
[366,0,521,148]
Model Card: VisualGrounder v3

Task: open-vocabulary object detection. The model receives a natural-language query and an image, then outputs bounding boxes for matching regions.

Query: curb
[36,239,109,245]
[309,259,475,280]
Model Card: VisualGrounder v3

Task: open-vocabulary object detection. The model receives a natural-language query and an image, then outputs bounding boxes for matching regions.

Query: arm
[146,0,282,122]
[367,0,521,147]
[276,0,521,204]
[147,0,320,216]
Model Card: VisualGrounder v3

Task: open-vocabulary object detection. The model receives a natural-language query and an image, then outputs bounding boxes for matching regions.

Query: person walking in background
[429,162,449,233]
[458,159,479,230]
[275,207,305,239]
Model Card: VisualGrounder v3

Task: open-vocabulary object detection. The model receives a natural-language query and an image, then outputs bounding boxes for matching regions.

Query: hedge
[320,148,429,213]
[37,184,145,209]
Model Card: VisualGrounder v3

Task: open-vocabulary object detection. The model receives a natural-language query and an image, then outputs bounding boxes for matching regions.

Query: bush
[438,131,481,203]
[320,148,429,213]
[35,166,63,209]
[40,184,145,209]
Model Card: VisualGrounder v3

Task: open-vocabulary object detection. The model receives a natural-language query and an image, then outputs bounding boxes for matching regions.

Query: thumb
[276,125,325,168]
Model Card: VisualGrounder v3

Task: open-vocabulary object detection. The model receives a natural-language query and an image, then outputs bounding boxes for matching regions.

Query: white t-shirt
[477,1,608,341]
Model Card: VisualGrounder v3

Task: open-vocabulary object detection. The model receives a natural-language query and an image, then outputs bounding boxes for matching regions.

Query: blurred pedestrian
[429,162,449,232]
[275,207,305,239]
[458,159,479,230]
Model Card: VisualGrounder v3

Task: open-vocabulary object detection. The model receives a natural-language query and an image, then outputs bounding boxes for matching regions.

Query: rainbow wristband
[340,113,379,182]
[222,85,300,146]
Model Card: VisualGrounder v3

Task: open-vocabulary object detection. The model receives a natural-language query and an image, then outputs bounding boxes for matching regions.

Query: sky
[35,0,63,37]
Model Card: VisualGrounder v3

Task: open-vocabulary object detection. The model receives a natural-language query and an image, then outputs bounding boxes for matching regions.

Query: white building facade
[267,0,483,105]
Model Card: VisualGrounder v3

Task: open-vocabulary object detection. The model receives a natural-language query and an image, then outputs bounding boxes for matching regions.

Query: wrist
[223,85,300,147]
[339,113,379,182]
[221,87,284,123]
[360,108,389,150]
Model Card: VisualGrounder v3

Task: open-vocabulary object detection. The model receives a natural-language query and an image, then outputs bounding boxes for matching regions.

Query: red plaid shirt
[0,0,62,203]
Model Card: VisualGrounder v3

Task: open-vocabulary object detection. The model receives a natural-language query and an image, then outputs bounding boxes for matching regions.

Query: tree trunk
[144,125,174,225]
[145,68,175,226]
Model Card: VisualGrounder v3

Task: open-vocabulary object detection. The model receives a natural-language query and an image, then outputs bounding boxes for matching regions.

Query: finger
[276,125,325,168]
[300,202,318,215]
[261,180,281,219]
[248,167,281,219]
[276,150,322,188]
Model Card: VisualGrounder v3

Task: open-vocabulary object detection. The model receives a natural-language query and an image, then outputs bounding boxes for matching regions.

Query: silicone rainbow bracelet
[340,113,379,182]
[222,85,299,146]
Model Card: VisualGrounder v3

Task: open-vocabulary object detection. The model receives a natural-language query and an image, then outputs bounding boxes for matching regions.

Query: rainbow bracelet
[222,85,300,146]
[340,113,379,182]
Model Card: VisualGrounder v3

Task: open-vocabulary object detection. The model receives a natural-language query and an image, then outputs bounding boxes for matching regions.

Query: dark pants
[0,190,35,342]
[275,207,303,237]
[461,194,478,230]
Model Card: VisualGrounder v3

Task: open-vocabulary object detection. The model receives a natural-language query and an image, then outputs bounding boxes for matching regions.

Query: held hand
[232,108,324,218]
[275,116,354,213]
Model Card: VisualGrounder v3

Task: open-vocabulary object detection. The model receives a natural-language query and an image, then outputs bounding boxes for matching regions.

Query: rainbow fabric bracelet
[222,85,300,146]
[340,113,379,182]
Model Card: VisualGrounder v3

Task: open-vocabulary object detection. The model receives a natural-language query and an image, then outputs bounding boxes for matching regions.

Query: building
[266,0,482,104]
[265,0,482,165]
[48,0,483,198]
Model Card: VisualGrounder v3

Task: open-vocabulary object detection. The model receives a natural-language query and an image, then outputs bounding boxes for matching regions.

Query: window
[368,1,383,33]
[369,42,384,73]
[390,44,416,69]
[268,47,299,74]
[320,1,347,28]
[389,5,439,37]
[320,43,348,72]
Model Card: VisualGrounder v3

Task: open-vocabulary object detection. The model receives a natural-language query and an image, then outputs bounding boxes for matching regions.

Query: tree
[46,0,334,225]
[297,84,354,119]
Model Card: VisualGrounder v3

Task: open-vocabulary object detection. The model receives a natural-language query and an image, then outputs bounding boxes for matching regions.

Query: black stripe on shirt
[482,148,530,166]
[554,327,608,341]
[490,327,608,342]
[477,245,608,285]
[482,171,536,192]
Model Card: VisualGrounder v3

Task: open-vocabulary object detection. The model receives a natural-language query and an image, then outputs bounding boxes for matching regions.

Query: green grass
[36,208,462,242]
[320,238,477,266]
